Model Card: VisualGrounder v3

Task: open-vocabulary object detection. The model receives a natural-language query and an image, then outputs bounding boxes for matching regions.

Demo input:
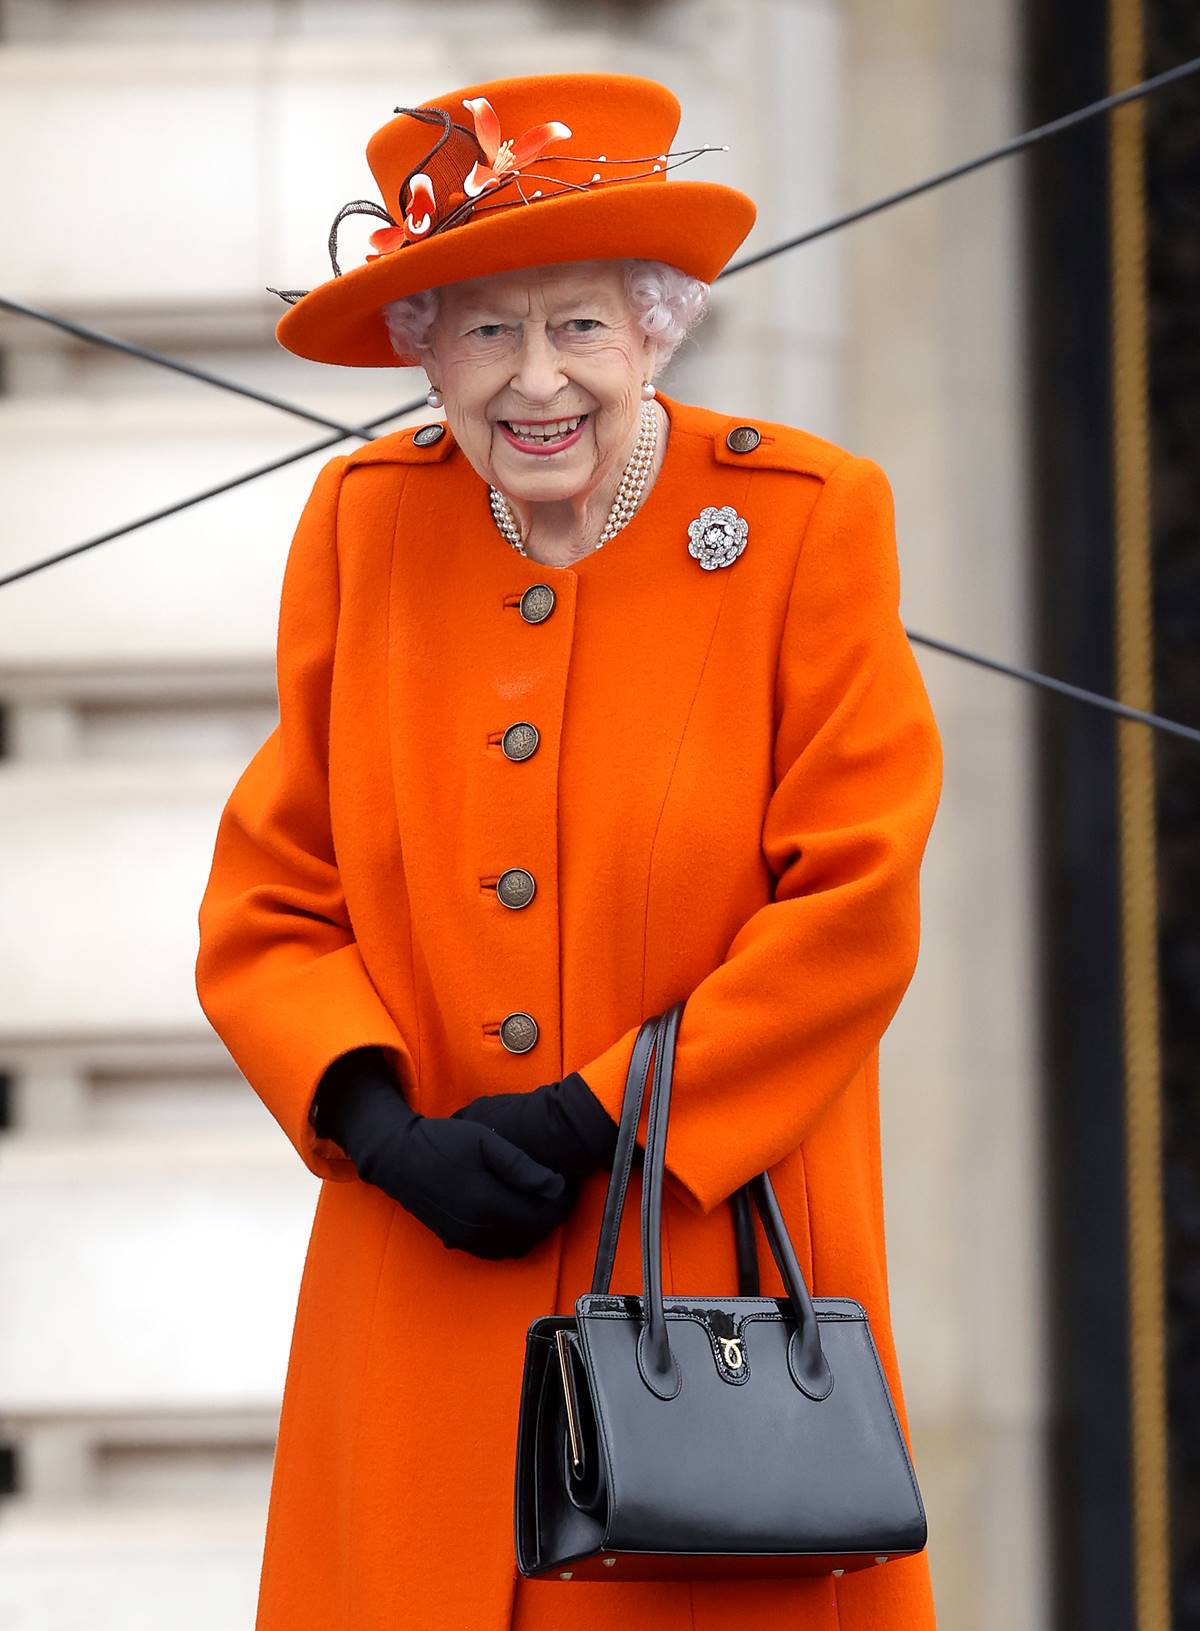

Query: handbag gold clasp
[554,1329,585,1474]
[719,1336,744,1370]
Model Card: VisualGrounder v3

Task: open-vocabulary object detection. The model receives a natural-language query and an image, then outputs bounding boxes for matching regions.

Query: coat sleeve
[574,453,944,1216]
[194,453,418,1182]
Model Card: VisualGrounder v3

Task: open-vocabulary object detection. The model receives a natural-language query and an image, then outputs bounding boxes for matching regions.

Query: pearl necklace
[488,399,659,558]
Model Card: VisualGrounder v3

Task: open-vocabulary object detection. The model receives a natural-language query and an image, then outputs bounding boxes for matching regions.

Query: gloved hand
[449,1072,620,1180]
[312,1047,578,1260]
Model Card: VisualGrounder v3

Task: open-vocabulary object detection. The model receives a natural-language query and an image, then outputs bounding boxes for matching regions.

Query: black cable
[0,57,1195,744]
[721,54,1200,277]
[0,296,386,443]
[908,632,1200,746]
[0,460,1189,738]
[0,400,426,587]
[4,54,1196,589]
[6,57,1194,457]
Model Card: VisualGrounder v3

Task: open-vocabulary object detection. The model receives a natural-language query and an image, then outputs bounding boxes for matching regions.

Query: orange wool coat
[194,388,944,1631]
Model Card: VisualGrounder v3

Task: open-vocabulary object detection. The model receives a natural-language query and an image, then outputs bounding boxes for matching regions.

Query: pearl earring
[426,386,444,409]
[641,380,656,399]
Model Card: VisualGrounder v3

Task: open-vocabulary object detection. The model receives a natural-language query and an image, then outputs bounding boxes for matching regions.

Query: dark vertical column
[1144,4,1200,1623]
[1023,4,1134,1629]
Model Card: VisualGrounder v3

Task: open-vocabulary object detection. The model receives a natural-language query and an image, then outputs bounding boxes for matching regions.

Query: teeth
[507,416,584,441]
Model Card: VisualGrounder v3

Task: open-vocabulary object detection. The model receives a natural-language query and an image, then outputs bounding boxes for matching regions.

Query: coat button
[500,1012,539,1053]
[501,721,540,761]
[496,868,536,909]
[519,583,556,623]
[725,424,761,454]
[413,423,445,447]
[502,724,538,760]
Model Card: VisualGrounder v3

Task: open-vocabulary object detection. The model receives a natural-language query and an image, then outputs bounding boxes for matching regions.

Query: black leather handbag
[514,999,928,1582]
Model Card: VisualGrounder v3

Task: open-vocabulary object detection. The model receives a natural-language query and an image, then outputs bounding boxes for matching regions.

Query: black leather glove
[449,1072,620,1180]
[312,1047,578,1260]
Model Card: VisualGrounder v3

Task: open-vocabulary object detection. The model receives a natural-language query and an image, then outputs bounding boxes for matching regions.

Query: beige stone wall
[0,3,1043,1625]
[844,8,1048,1629]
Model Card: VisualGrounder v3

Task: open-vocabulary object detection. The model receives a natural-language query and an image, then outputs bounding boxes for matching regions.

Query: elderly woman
[195,71,943,1631]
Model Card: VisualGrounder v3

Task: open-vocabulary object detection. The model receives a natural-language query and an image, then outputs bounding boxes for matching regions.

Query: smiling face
[416,260,658,506]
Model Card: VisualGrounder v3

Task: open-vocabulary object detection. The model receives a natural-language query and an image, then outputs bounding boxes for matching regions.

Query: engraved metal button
[725,424,761,454]
[501,721,540,762]
[496,868,537,909]
[413,423,445,447]
[500,1012,539,1054]
[519,583,556,623]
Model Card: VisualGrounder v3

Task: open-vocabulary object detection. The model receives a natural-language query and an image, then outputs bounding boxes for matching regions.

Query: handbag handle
[589,1016,758,1298]
[594,1001,834,1402]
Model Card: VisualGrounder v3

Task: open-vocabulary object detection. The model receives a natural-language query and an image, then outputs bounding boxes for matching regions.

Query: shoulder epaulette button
[413,423,446,447]
[725,425,761,454]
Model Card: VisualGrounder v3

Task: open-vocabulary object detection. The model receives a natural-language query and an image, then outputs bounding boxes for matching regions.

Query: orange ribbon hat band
[271,72,758,369]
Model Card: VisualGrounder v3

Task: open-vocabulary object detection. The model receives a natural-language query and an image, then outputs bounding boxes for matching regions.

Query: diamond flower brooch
[687,504,749,570]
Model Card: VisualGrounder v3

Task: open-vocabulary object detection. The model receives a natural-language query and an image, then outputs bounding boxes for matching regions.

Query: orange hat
[271,71,757,368]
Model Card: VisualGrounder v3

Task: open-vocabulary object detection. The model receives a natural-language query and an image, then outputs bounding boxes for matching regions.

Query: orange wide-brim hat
[271,71,757,368]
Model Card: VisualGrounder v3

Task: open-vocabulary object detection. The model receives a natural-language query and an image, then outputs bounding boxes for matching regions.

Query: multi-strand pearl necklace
[487,398,660,558]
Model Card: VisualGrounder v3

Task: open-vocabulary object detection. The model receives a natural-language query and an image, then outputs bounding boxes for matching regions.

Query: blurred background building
[0,2,1192,1629]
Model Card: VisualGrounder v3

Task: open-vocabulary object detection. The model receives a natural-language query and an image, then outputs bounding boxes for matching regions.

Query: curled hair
[381,258,711,375]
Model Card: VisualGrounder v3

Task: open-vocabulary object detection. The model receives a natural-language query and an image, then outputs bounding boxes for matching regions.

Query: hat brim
[274,179,757,368]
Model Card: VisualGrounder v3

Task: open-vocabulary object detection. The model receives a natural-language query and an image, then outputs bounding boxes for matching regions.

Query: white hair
[381,258,710,377]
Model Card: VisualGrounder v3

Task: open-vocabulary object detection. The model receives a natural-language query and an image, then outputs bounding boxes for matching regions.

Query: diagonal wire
[0,400,425,587]
[722,53,1200,275]
[908,632,1200,746]
[0,296,386,443]
[3,54,1196,589]
[0,58,1195,747]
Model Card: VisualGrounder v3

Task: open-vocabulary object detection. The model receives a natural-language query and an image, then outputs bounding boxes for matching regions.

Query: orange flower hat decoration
[460,95,573,198]
[364,172,437,257]
[270,72,757,369]
[360,95,573,262]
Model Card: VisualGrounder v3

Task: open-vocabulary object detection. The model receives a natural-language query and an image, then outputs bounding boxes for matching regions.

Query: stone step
[0,757,256,1036]
[0,1130,317,1413]
[0,1496,266,1631]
